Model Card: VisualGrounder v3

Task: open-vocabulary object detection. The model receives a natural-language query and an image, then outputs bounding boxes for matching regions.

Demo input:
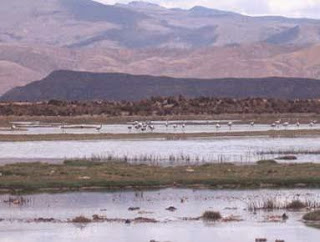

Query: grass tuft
[256,159,278,165]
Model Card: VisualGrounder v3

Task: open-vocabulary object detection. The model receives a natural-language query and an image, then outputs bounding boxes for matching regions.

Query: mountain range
[1,0,320,97]
[2,70,320,101]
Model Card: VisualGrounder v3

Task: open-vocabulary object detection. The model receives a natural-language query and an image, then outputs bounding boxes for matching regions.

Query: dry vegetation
[0,97,320,117]
[0,128,320,142]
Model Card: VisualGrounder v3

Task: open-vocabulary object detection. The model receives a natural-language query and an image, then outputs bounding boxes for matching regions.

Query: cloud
[93,0,320,19]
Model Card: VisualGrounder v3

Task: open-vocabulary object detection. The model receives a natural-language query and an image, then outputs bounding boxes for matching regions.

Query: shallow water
[0,189,320,242]
[1,122,319,135]
[0,136,319,164]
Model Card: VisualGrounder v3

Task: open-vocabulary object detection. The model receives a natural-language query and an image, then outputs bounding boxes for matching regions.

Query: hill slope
[2,0,320,48]
[1,43,320,95]
[2,70,320,101]
[1,0,320,95]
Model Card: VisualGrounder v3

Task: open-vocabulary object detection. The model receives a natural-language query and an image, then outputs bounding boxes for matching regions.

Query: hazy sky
[93,0,320,19]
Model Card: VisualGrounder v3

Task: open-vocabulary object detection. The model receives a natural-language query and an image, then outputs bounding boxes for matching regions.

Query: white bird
[296,121,300,127]
[228,121,233,129]
[282,122,289,128]
[271,123,276,128]
[96,124,103,131]
[250,121,255,127]
[275,119,281,127]
[173,124,178,129]
[216,123,221,129]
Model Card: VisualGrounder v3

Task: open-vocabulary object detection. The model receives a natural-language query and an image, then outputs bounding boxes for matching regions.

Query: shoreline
[0,113,319,126]
[1,129,320,141]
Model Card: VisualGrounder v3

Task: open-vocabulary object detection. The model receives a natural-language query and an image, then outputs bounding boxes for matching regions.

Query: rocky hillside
[2,70,320,101]
[2,0,320,49]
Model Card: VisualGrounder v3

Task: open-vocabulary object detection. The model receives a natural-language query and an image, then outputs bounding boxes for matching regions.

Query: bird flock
[270,119,317,128]
[6,119,318,133]
[128,121,187,132]
[127,119,318,133]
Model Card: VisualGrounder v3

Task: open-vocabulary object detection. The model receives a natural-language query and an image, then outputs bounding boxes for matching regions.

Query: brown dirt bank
[0,129,320,142]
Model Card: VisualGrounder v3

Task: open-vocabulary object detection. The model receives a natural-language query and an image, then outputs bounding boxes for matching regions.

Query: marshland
[3,0,320,240]
[1,100,320,241]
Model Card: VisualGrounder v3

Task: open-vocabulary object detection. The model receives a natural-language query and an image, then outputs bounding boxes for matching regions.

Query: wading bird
[96,124,103,131]
[282,122,289,128]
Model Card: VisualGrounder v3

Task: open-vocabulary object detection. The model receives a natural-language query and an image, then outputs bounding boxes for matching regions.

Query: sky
[93,0,320,19]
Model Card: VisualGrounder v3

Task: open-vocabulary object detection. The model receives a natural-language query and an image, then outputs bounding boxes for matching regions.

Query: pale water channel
[1,122,319,135]
[0,189,320,242]
[0,137,319,164]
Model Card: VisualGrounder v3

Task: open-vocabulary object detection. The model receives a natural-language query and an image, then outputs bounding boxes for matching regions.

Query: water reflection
[0,189,320,242]
[0,137,319,164]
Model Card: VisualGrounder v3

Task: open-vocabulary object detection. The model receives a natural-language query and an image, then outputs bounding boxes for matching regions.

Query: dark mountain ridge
[2,70,320,102]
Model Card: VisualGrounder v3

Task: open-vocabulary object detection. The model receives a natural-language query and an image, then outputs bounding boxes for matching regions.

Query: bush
[286,200,306,210]
[256,159,278,165]
[202,211,222,221]
[303,210,320,221]
[71,216,92,223]
[276,156,297,160]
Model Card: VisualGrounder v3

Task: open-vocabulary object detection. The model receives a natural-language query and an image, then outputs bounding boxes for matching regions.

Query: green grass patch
[303,210,320,221]
[0,161,320,193]
[256,159,278,165]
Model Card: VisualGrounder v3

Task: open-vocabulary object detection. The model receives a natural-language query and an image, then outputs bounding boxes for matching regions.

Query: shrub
[71,216,92,223]
[202,211,222,221]
[286,200,306,210]
[303,210,320,221]
[276,156,297,160]
[256,159,278,165]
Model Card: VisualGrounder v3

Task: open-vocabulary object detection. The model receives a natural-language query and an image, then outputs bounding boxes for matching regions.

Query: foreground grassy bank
[1,160,320,193]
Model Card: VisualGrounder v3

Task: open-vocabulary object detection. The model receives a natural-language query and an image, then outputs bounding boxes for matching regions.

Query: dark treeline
[0,97,320,116]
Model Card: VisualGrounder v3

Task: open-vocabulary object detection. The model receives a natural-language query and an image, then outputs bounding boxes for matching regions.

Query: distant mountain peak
[189,5,238,17]
[119,1,165,10]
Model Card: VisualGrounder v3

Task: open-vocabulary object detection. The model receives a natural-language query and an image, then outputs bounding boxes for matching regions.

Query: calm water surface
[1,122,319,135]
[0,137,319,164]
[0,189,320,242]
